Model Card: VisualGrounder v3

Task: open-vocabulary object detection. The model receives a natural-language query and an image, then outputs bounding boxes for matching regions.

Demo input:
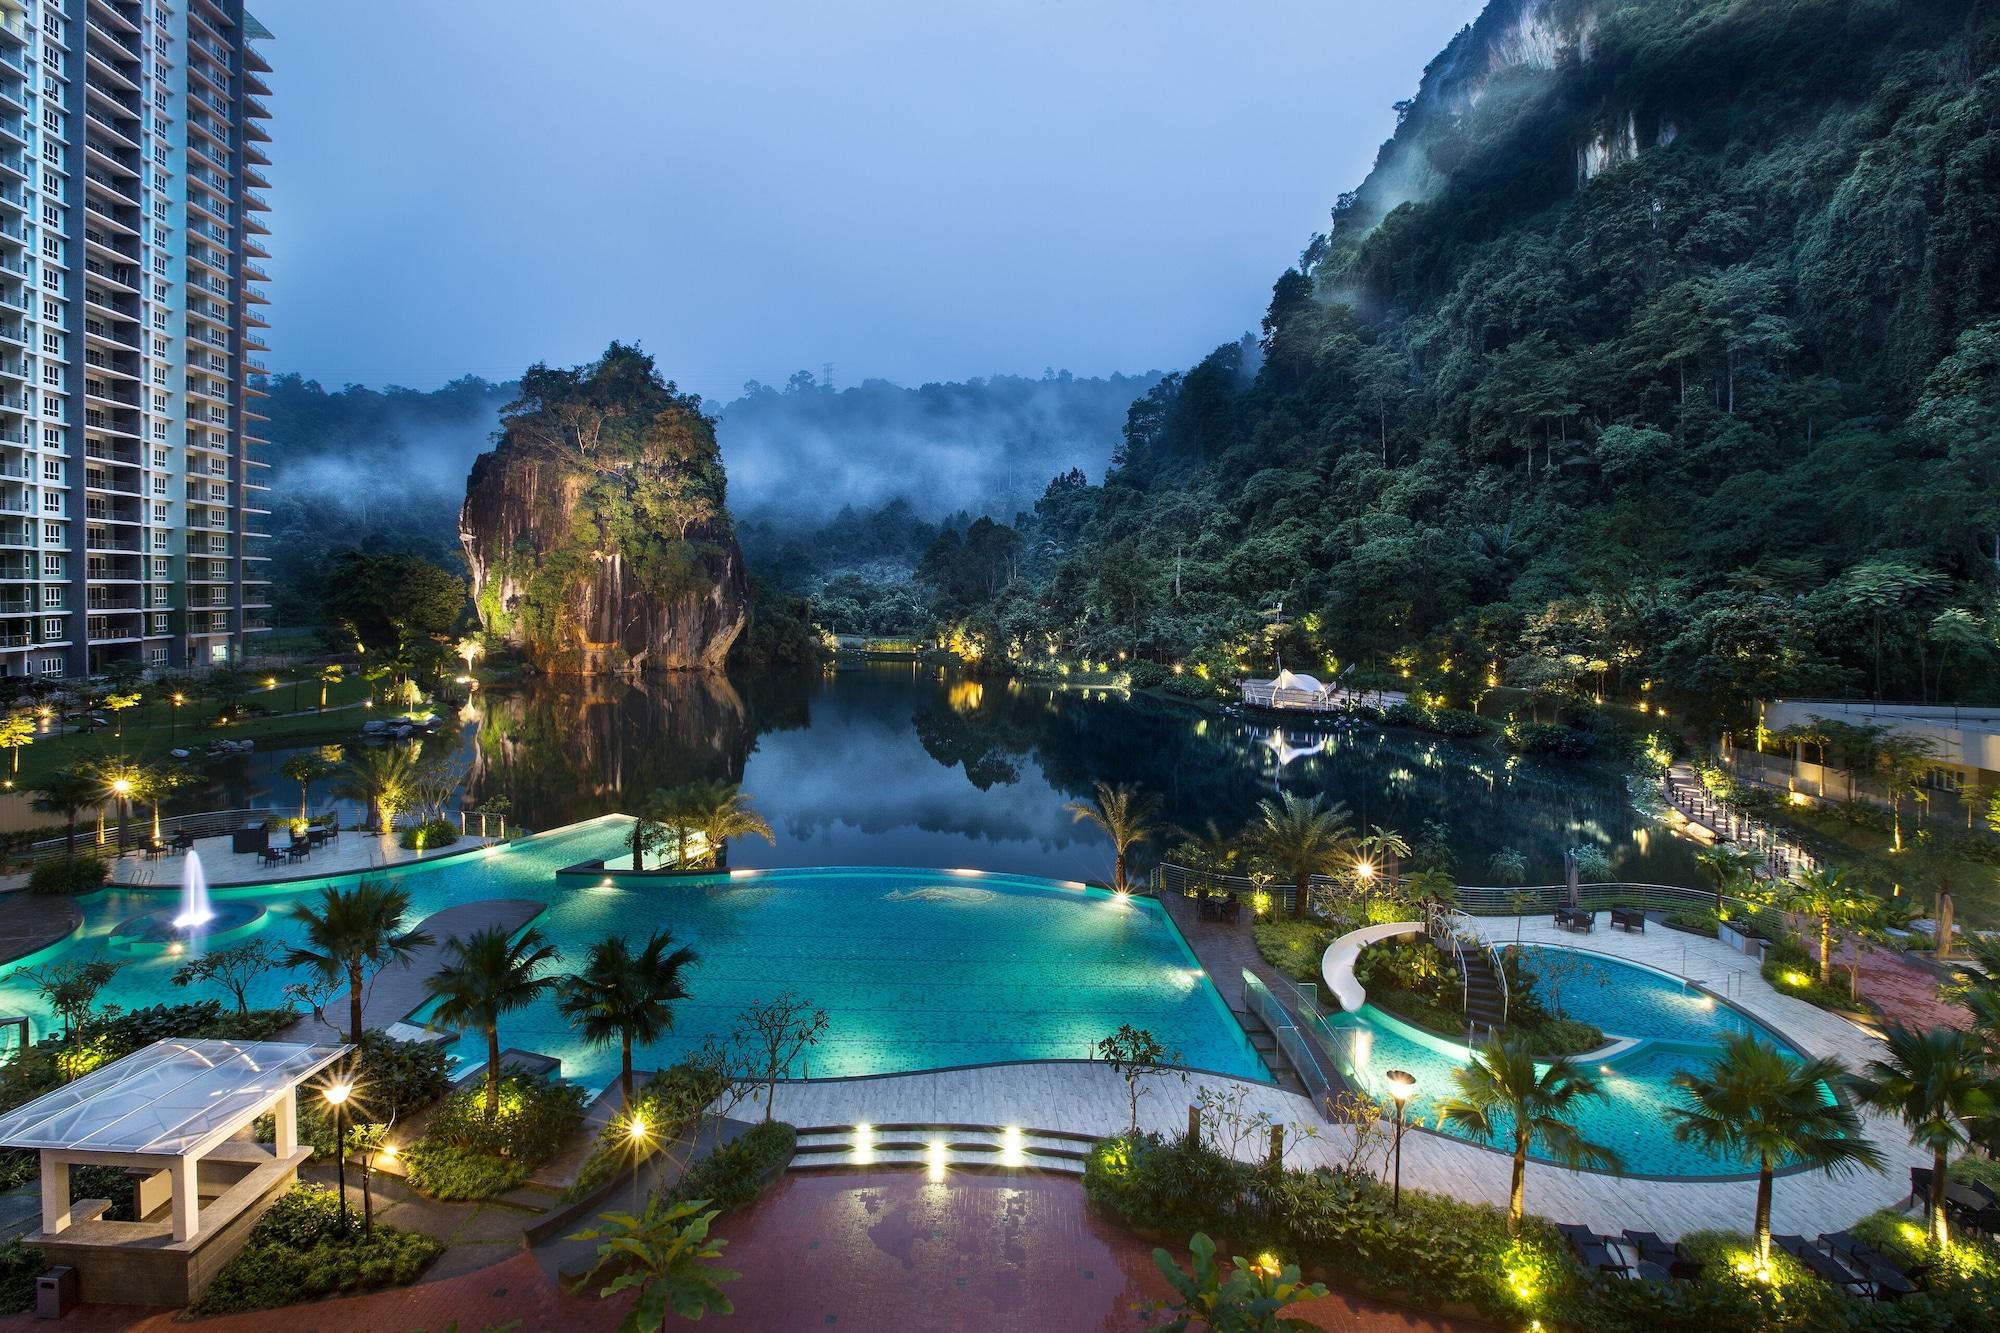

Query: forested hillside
[929,0,2000,726]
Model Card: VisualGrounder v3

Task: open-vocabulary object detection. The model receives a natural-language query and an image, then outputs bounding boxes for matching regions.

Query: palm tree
[1248,792,1352,919]
[427,924,561,1116]
[1847,1025,1995,1249]
[1667,1033,1883,1272]
[1358,824,1411,889]
[318,663,344,711]
[283,880,435,1044]
[632,785,700,871]
[278,748,338,821]
[1064,780,1162,893]
[1436,1034,1622,1234]
[31,767,101,858]
[1693,846,1758,916]
[335,746,420,832]
[688,781,775,870]
[1771,866,1878,986]
[557,930,700,1107]
[0,709,34,779]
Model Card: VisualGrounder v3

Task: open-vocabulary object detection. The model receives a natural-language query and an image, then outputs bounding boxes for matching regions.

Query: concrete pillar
[169,1156,198,1242]
[39,1155,69,1234]
[135,1168,171,1218]
[274,1087,297,1158]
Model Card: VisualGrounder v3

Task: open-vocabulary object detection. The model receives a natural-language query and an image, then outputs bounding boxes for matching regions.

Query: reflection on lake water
[202,663,1701,889]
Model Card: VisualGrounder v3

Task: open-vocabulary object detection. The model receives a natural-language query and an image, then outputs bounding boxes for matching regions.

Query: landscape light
[1385,1069,1416,1102]
[1385,1068,1415,1212]
[323,1081,351,1107]
[628,1113,649,1143]
[111,777,130,796]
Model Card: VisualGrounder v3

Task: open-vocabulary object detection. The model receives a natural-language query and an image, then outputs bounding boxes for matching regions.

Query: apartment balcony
[83,321,140,353]
[84,440,141,466]
[0,117,25,151]
[84,49,140,96]
[85,78,141,121]
[82,170,140,212]
[84,138,140,179]
[82,258,139,294]
[85,20,143,66]
[85,592,142,612]
[83,201,138,240]
[187,192,231,229]
[0,152,28,183]
[83,227,140,264]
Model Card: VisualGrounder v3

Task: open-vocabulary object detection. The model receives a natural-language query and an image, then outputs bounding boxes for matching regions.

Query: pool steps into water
[789,1123,1096,1176]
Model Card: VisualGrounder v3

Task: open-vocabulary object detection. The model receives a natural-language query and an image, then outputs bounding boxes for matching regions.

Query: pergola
[0,1038,348,1243]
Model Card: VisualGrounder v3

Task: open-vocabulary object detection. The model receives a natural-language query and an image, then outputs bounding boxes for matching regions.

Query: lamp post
[110,777,131,853]
[324,1080,352,1237]
[363,1139,392,1237]
[169,692,184,741]
[628,1112,650,1211]
[1384,1069,1415,1213]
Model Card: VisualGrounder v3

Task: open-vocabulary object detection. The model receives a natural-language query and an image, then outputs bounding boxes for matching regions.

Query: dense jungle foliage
[916,0,2000,728]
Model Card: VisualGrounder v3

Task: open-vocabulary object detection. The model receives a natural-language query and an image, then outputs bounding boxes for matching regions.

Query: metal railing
[1241,970,1338,1118]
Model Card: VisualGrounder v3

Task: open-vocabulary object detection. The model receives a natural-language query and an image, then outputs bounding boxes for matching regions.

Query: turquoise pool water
[0,818,1268,1089]
[1322,943,1820,1178]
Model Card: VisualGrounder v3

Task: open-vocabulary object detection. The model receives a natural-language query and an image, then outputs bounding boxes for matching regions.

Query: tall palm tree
[557,930,700,1107]
[1667,1033,1883,1272]
[1436,1034,1621,1234]
[335,746,420,832]
[31,767,101,858]
[427,924,561,1116]
[1848,1025,1995,1249]
[1248,792,1352,919]
[631,785,702,871]
[1064,780,1162,892]
[283,880,434,1044]
[687,781,775,870]
[1772,866,1878,985]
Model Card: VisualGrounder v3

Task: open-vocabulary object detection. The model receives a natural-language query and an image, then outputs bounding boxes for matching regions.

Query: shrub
[1125,660,1169,690]
[565,1058,729,1201]
[28,856,107,895]
[1760,935,1873,1014]
[296,1032,451,1156]
[1162,674,1217,700]
[197,1007,297,1042]
[668,1120,796,1214]
[1517,1017,1606,1058]
[397,818,459,852]
[0,1240,41,1316]
[193,1201,440,1315]
[405,1074,586,1201]
[1383,702,1488,738]
[1664,909,1721,937]
[248,1181,346,1249]
[1251,921,1340,987]
[1511,723,1595,758]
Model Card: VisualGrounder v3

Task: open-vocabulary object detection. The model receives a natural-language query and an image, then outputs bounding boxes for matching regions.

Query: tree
[31,768,100,859]
[283,880,434,1045]
[426,924,561,1117]
[102,690,141,740]
[572,1197,740,1329]
[279,747,341,821]
[1667,1033,1883,1273]
[1098,1023,1185,1135]
[1147,1233,1327,1333]
[318,663,344,710]
[0,709,34,779]
[1486,847,1527,886]
[732,992,829,1122]
[1436,1034,1620,1234]
[335,746,420,832]
[1248,793,1353,919]
[22,959,121,1045]
[1872,733,1940,851]
[1693,846,1759,915]
[1836,562,1947,700]
[1770,866,1878,985]
[557,930,699,1109]
[170,939,279,1014]
[1357,825,1411,888]
[1847,1025,1995,1249]
[1064,780,1163,892]
[685,781,774,870]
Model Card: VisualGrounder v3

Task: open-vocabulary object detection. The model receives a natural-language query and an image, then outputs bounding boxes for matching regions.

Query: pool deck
[768,906,1927,1243]
[99,829,500,890]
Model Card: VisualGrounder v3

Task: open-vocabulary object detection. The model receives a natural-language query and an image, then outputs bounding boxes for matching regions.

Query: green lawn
[2,675,385,788]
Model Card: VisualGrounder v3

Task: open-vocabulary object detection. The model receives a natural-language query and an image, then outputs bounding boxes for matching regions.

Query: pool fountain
[107,849,264,954]
[172,851,214,930]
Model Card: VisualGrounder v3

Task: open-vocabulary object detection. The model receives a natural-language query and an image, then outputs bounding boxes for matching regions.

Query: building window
[39,657,61,676]
[40,458,58,481]
[148,646,167,666]
[40,522,59,545]
[39,493,58,515]
[39,331,56,355]
[41,586,61,608]
[41,618,60,640]
[40,300,58,323]
[40,555,59,577]
[151,448,167,469]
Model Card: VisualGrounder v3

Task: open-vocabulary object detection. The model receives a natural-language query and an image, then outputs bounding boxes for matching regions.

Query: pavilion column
[39,1155,68,1234]
[169,1156,198,1242]
[274,1087,297,1158]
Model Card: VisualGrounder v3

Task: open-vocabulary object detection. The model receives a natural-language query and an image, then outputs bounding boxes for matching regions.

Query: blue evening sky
[254,0,1483,396]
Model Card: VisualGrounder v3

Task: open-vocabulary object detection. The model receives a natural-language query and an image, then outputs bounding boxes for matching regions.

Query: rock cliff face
[460,343,749,675]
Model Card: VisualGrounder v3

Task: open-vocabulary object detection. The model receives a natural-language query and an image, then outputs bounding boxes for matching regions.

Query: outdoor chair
[1556,1224,1628,1277]
[285,844,310,864]
[1555,906,1594,933]
[170,831,195,852]
[1221,894,1242,924]
[1775,1236,1871,1296]
[1819,1232,1917,1301]
[1197,896,1221,922]
[257,847,284,869]
[1622,1230,1699,1281]
[1609,906,1646,933]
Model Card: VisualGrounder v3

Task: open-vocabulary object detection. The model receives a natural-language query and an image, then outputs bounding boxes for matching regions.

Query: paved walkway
[279,897,547,1042]
[0,892,78,965]
[103,828,497,889]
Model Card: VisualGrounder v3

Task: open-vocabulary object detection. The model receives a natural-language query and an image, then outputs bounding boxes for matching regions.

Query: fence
[10,803,510,866]
[1241,970,1339,1117]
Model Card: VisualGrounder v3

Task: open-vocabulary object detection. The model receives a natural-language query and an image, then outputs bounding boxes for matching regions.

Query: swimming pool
[1321,943,1822,1178]
[0,818,1269,1090]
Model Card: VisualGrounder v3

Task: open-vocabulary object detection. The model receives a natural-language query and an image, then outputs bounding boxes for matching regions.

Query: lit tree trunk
[486,1023,502,1118]
[1819,916,1832,985]
[621,1031,634,1110]
[1930,1144,1950,1247]
[1509,1132,1528,1235]
[1754,1159,1774,1271]
[1113,843,1127,893]
[348,961,366,1045]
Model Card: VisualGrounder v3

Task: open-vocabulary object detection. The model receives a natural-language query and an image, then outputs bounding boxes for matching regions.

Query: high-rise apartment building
[0,0,270,680]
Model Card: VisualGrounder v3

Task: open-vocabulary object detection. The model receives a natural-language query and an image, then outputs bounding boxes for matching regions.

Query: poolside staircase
[1458,949,1509,1040]
[789,1123,1096,1176]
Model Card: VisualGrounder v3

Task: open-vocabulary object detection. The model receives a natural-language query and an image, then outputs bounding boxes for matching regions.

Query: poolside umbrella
[1564,850,1580,907]
[1935,892,1954,962]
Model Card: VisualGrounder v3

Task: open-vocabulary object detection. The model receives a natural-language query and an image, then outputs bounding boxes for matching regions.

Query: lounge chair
[1623,1230,1700,1280]
[1774,1235,1871,1295]
[1556,1223,1628,1276]
[1819,1232,1917,1300]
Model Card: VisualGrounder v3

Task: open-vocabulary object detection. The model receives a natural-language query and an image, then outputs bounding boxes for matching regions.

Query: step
[788,1123,1098,1177]
[791,1146,1088,1176]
